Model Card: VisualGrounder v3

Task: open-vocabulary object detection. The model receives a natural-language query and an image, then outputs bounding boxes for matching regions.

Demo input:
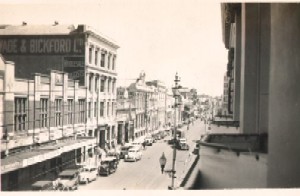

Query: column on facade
[240,4,270,134]
[233,7,241,121]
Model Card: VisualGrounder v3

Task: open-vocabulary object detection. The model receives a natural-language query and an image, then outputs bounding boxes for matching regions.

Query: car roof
[83,165,97,169]
[32,180,53,187]
[59,169,78,176]
[129,147,139,151]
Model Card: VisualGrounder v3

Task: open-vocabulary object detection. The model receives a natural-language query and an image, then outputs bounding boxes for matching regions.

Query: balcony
[197,133,268,189]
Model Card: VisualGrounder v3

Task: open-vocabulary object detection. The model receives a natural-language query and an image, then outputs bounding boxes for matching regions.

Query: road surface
[78,119,203,190]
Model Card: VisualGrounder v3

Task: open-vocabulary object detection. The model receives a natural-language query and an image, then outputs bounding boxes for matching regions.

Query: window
[101,51,105,67]
[67,99,73,125]
[89,46,93,64]
[107,53,111,69]
[94,102,97,117]
[100,102,104,117]
[88,75,92,92]
[14,97,27,132]
[95,49,98,66]
[112,56,116,70]
[112,80,115,94]
[78,99,86,123]
[88,102,92,118]
[55,99,62,126]
[107,80,110,93]
[112,102,114,116]
[100,78,105,92]
[107,102,110,117]
[95,77,98,92]
[40,98,48,128]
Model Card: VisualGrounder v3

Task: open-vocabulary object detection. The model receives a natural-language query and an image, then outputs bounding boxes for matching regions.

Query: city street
[78,119,203,190]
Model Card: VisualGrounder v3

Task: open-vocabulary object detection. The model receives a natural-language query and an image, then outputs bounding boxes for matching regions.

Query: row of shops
[1,136,96,191]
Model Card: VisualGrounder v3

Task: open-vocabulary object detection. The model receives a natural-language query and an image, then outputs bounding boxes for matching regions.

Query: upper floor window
[95,77,99,92]
[78,99,86,123]
[100,102,104,117]
[94,102,97,117]
[112,55,116,70]
[88,102,92,118]
[40,98,48,128]
[89,46,93,64]
[95,49,98,66]
[100,78,105,92]
[14,97,27,132]
[88,74,93,92]
[67,99,73,125]
[55,99,62,126]
[107,79,111,93]
[108,53,111,69]
[101,51,106,67]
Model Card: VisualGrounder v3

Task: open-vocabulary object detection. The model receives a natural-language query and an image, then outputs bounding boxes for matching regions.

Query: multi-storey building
[116,87,135,144]
[146,80,167,129]
[127,72,153,139]
[0,57,96,191]
[0,24,119,150]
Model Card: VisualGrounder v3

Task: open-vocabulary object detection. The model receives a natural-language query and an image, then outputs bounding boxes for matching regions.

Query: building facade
[198,3,300,189]
[0,24,119,150]
[0,57,96,191]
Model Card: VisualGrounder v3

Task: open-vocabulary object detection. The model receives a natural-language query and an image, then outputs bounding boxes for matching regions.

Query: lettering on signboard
[0,37,84,54]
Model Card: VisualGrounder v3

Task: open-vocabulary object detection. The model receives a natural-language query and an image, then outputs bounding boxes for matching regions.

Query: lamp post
[169,72,181,190]
[159,152,167,174]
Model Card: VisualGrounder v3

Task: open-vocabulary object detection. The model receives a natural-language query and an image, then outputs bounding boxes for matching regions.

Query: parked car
[193,142,200,155]
[176,138,189,150]
[31,180,55,191]
[124,146,143,162]
[152,133,161,141]
[56,169,79,190]
[168,138,177,145]
[106,150,120,164]
[98,157,118,176]
[144,136,154,146]
[119,145,132,159]
[79,165,98,184]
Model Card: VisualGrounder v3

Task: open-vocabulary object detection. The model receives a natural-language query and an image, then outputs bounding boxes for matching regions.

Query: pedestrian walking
[142,141,146,150]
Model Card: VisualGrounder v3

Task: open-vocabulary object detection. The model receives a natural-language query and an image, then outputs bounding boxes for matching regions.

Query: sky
[0,0,228,96]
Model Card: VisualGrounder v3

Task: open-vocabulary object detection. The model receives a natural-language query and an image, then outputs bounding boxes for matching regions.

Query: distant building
[116,87,135,143]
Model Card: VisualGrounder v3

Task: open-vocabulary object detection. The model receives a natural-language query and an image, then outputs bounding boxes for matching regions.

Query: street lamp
[159,152,167,174]
[169,72,181,190]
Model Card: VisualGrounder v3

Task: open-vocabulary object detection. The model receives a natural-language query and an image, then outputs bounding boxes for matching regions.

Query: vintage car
[98,157,118,176]
[106,150,120,164]
[79,165,98,184]
[31,180,55,191]
[56,169,79,190]
[144,136,154,146]
[176,138,190,150]
[119,145,132,159]
[124,146,142,162]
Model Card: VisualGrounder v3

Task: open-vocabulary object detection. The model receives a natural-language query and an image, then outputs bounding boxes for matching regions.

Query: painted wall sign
[0,35,85,55]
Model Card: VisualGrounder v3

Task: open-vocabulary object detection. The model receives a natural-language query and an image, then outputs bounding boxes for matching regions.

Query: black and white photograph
[0,0,300,194]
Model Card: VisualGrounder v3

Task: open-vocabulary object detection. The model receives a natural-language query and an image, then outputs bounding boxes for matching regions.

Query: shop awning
[1,137,96,174]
